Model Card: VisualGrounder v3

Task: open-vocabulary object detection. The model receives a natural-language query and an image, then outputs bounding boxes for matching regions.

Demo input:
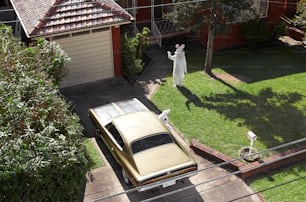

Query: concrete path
[134,45,172,99]
[61,45,262,202]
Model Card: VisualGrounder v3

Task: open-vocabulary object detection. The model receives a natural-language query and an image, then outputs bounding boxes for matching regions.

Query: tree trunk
[204,24,215,76]
[204,0,215,76]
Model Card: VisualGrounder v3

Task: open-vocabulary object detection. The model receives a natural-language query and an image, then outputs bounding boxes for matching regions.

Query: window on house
[254,0,269,18]
[235,0,269,22]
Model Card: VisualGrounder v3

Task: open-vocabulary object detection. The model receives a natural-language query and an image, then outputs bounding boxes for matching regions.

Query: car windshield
[131,133,174,154]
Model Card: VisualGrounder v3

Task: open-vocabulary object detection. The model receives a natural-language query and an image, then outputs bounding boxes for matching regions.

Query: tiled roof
[10,0,133,37]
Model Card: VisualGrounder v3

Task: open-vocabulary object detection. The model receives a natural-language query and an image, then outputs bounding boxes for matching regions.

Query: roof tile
[10,0,133,37]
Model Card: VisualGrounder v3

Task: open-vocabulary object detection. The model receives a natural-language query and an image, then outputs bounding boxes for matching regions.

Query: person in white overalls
[167,44,187,87]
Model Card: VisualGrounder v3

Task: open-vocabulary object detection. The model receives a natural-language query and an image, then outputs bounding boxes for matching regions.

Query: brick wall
[190,139,306,180]
[112,26,122,77]
[200,24,245,50]
[288,27,305,41]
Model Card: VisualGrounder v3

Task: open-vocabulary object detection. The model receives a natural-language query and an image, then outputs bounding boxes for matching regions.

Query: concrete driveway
[60,46,262,202]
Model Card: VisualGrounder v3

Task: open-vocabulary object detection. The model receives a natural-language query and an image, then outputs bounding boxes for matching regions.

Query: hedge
[0,25,90,201]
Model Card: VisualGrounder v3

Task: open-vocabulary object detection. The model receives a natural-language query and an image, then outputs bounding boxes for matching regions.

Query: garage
[54,29,114,88]
[11,0,134,88]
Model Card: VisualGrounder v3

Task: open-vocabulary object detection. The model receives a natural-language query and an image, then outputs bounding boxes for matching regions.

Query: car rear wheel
[122,168,130,185]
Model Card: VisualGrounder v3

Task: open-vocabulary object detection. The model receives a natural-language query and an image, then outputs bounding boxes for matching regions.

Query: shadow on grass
[177,73,239,110]
[214,44,306,83]
[184,42,306,83]
[177,86,204,110]
[178,84,306,148]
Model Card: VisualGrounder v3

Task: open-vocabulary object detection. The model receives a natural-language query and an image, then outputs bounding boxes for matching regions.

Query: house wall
[136,0,171,22]
[200,0,297,50]
[112,26,122,77]
[135,0,297,50]
[137,0,151,22]
[265,0,287,23]
[285,0,298,17]
[200,24,246,51]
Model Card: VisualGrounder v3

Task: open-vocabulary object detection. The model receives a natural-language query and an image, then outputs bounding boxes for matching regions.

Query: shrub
[0,25,89,201]
[122,27,150,80]
[293,0,306,30]
[36,38,70,84]
[273,22,288,37]
[241,19,271,46]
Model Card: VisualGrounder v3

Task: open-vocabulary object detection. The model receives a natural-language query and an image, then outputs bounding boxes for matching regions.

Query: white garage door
[55,29,114,88]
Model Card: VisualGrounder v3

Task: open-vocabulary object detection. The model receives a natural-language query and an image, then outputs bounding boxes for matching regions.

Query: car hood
[133,143,194,176]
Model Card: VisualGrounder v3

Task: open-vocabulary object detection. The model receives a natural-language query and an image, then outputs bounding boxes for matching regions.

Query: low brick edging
[288,26,305,41]
[239,145,306,179]
[190,139,244,171]
[190,139,306,180]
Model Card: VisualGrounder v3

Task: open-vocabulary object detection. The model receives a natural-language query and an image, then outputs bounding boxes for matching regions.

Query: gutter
[29,20,132,39]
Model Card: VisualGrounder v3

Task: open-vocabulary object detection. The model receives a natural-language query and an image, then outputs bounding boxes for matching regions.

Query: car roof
[89,98,149,125]
[113,111,169,145]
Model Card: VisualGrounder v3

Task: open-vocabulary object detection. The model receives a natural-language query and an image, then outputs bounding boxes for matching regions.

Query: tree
[165,0,254,75]
[293,0,306,33]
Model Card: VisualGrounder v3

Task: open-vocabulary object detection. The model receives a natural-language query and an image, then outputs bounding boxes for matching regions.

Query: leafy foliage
[122,27,150,80]
[36,38,70,84]
[0,25,89,201]
[293,0,306,30]
[241,19,271,46]
[164,0,254,73]
[273,21,288,37]
[0,25,70,85]
[165,0,254,33]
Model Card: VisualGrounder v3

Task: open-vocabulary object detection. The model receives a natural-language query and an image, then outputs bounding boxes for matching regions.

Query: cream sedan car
[89,98,197,191]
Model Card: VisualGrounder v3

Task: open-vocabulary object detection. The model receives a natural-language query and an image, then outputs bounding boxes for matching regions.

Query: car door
[105,123,128,165]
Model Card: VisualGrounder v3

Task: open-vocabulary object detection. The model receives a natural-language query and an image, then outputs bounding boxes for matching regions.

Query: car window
[131,133,174,154]
[106,123,124,148]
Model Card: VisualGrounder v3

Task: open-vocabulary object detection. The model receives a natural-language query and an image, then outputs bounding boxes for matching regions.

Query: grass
[152,42,306,201]
[152,43,306,158]
[248,161,306,202]
[83,138,104,169]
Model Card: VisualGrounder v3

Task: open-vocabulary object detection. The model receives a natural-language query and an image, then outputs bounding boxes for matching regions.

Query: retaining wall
[190,139,306,180]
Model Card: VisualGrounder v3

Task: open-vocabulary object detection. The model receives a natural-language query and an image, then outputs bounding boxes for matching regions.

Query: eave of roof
[10,0,134,38]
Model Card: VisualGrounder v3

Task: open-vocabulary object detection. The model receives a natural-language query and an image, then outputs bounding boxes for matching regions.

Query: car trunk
[133,143,193,176]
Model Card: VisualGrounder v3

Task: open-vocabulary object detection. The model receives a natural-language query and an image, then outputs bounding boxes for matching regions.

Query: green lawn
[152,42,306,201]
[83,138,104,169]
[249,161,306,202]
[152,43,306,158]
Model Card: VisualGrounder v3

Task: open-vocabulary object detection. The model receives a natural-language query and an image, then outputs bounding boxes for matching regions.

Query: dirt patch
[213,73,251,83]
